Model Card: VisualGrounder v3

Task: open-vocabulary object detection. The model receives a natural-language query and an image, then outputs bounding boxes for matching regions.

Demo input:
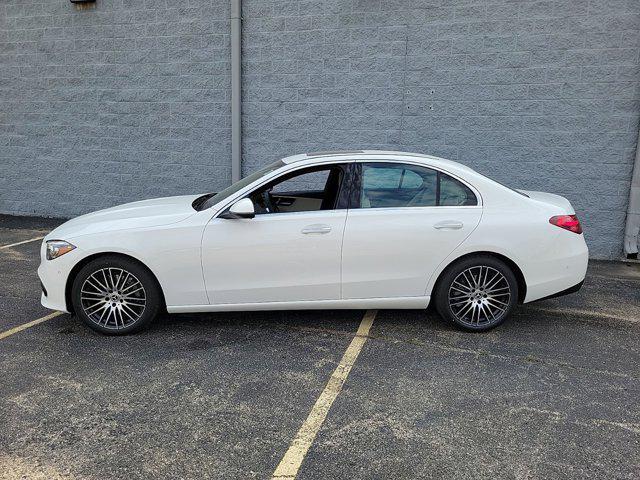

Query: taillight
[549,214,582,234]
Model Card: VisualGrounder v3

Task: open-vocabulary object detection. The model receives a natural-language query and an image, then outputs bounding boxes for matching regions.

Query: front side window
[248,164,347,215]
[357,162,477,208]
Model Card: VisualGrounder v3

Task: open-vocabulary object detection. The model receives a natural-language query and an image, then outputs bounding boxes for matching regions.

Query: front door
[201,163,349,305]
[341,161,482,299]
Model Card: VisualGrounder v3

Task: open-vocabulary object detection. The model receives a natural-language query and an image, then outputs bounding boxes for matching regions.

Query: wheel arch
[65,252,166,314]
[431,251,527,304]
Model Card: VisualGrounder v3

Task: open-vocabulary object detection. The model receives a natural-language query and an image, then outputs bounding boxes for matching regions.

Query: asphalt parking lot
[1,215,639,480]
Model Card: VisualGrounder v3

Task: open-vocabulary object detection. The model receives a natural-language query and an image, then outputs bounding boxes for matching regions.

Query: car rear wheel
[72,256,161,335]
[434,255,518,332]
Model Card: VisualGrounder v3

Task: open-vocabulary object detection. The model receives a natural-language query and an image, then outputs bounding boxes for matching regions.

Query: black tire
[434,255,518,332]
[72,255,162,335]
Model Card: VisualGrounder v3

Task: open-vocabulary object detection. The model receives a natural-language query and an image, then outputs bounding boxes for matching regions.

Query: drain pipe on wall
[624,126,640,258]
[230,0,242,183]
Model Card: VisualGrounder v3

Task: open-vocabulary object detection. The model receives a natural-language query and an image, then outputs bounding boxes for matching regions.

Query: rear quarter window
[439,174,477,206]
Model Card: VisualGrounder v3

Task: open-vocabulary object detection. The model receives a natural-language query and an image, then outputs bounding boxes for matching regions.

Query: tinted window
[362,166,402,189]
[440,174,477,206]
[360,163,437,208]
[401,170,424,188]
[357,162,477,208]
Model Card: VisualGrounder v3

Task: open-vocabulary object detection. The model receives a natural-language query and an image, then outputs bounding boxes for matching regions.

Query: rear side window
[360,163,437,208]
[357,162,477,208]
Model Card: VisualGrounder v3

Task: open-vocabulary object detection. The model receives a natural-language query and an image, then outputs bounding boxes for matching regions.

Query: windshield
[198,160,285,210]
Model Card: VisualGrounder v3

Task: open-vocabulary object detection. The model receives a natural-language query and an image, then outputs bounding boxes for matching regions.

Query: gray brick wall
[1,0,639,259]
[0,0,231,216]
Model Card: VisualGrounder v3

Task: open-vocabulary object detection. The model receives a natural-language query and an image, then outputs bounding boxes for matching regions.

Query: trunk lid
[518,190,575,213]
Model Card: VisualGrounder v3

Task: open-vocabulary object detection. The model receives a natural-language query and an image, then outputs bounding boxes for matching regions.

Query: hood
[518,190,575,214]
[47,195,200,240]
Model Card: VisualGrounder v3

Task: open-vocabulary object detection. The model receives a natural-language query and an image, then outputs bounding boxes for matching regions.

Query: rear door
[341,161,482,299]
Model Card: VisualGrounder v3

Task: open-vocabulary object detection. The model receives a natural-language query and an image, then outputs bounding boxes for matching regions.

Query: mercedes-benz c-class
[38,151,588,334]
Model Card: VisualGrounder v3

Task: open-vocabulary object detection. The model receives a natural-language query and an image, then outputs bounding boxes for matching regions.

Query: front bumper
[37,241,81,313]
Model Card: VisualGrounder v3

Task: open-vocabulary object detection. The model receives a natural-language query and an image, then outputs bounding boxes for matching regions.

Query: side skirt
[167,296,430,313]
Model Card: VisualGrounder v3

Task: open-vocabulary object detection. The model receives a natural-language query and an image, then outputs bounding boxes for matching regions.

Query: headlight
[46,240,76,260]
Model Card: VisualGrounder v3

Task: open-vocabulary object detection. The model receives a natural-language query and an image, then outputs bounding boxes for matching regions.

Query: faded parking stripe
[0,236,44,250]
[526,306,640,323]
[272,310,377,479]
[0,312,63,340]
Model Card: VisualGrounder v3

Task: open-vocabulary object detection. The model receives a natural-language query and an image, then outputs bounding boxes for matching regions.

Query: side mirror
[220,198,255,219]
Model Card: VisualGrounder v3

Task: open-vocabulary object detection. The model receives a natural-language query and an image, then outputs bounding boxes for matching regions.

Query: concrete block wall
[1,0,639,258]
[0,0,231,216]
[242,0,640,258]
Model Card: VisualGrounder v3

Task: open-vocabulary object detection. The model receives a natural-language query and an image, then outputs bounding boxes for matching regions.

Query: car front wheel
[72,255,161,335]
[435,255,518,332]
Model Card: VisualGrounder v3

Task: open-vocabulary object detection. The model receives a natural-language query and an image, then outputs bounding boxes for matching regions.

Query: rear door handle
[302,224,332,234]
[433,221,463,230]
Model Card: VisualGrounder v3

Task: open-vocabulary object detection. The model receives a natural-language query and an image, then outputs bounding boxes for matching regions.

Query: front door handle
[301,224,332,234]
[433,221,463,230]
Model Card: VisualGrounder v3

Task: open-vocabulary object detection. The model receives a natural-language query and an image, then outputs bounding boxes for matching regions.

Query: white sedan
[38,150,588,334]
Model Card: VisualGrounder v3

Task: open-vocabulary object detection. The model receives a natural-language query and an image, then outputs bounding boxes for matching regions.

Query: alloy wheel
[80,268,146,330]
[447,265,511,327]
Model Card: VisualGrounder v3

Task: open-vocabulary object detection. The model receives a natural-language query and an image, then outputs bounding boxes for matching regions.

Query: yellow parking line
[0,236,44,250]
[272,310,377,479]
[0,312,63,340]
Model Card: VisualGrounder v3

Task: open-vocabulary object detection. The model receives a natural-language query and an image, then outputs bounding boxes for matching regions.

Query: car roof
[280,150,476,174]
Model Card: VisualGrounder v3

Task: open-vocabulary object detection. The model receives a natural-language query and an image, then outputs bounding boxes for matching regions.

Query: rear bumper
[531,280,584,303]
[523,234,589,303]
